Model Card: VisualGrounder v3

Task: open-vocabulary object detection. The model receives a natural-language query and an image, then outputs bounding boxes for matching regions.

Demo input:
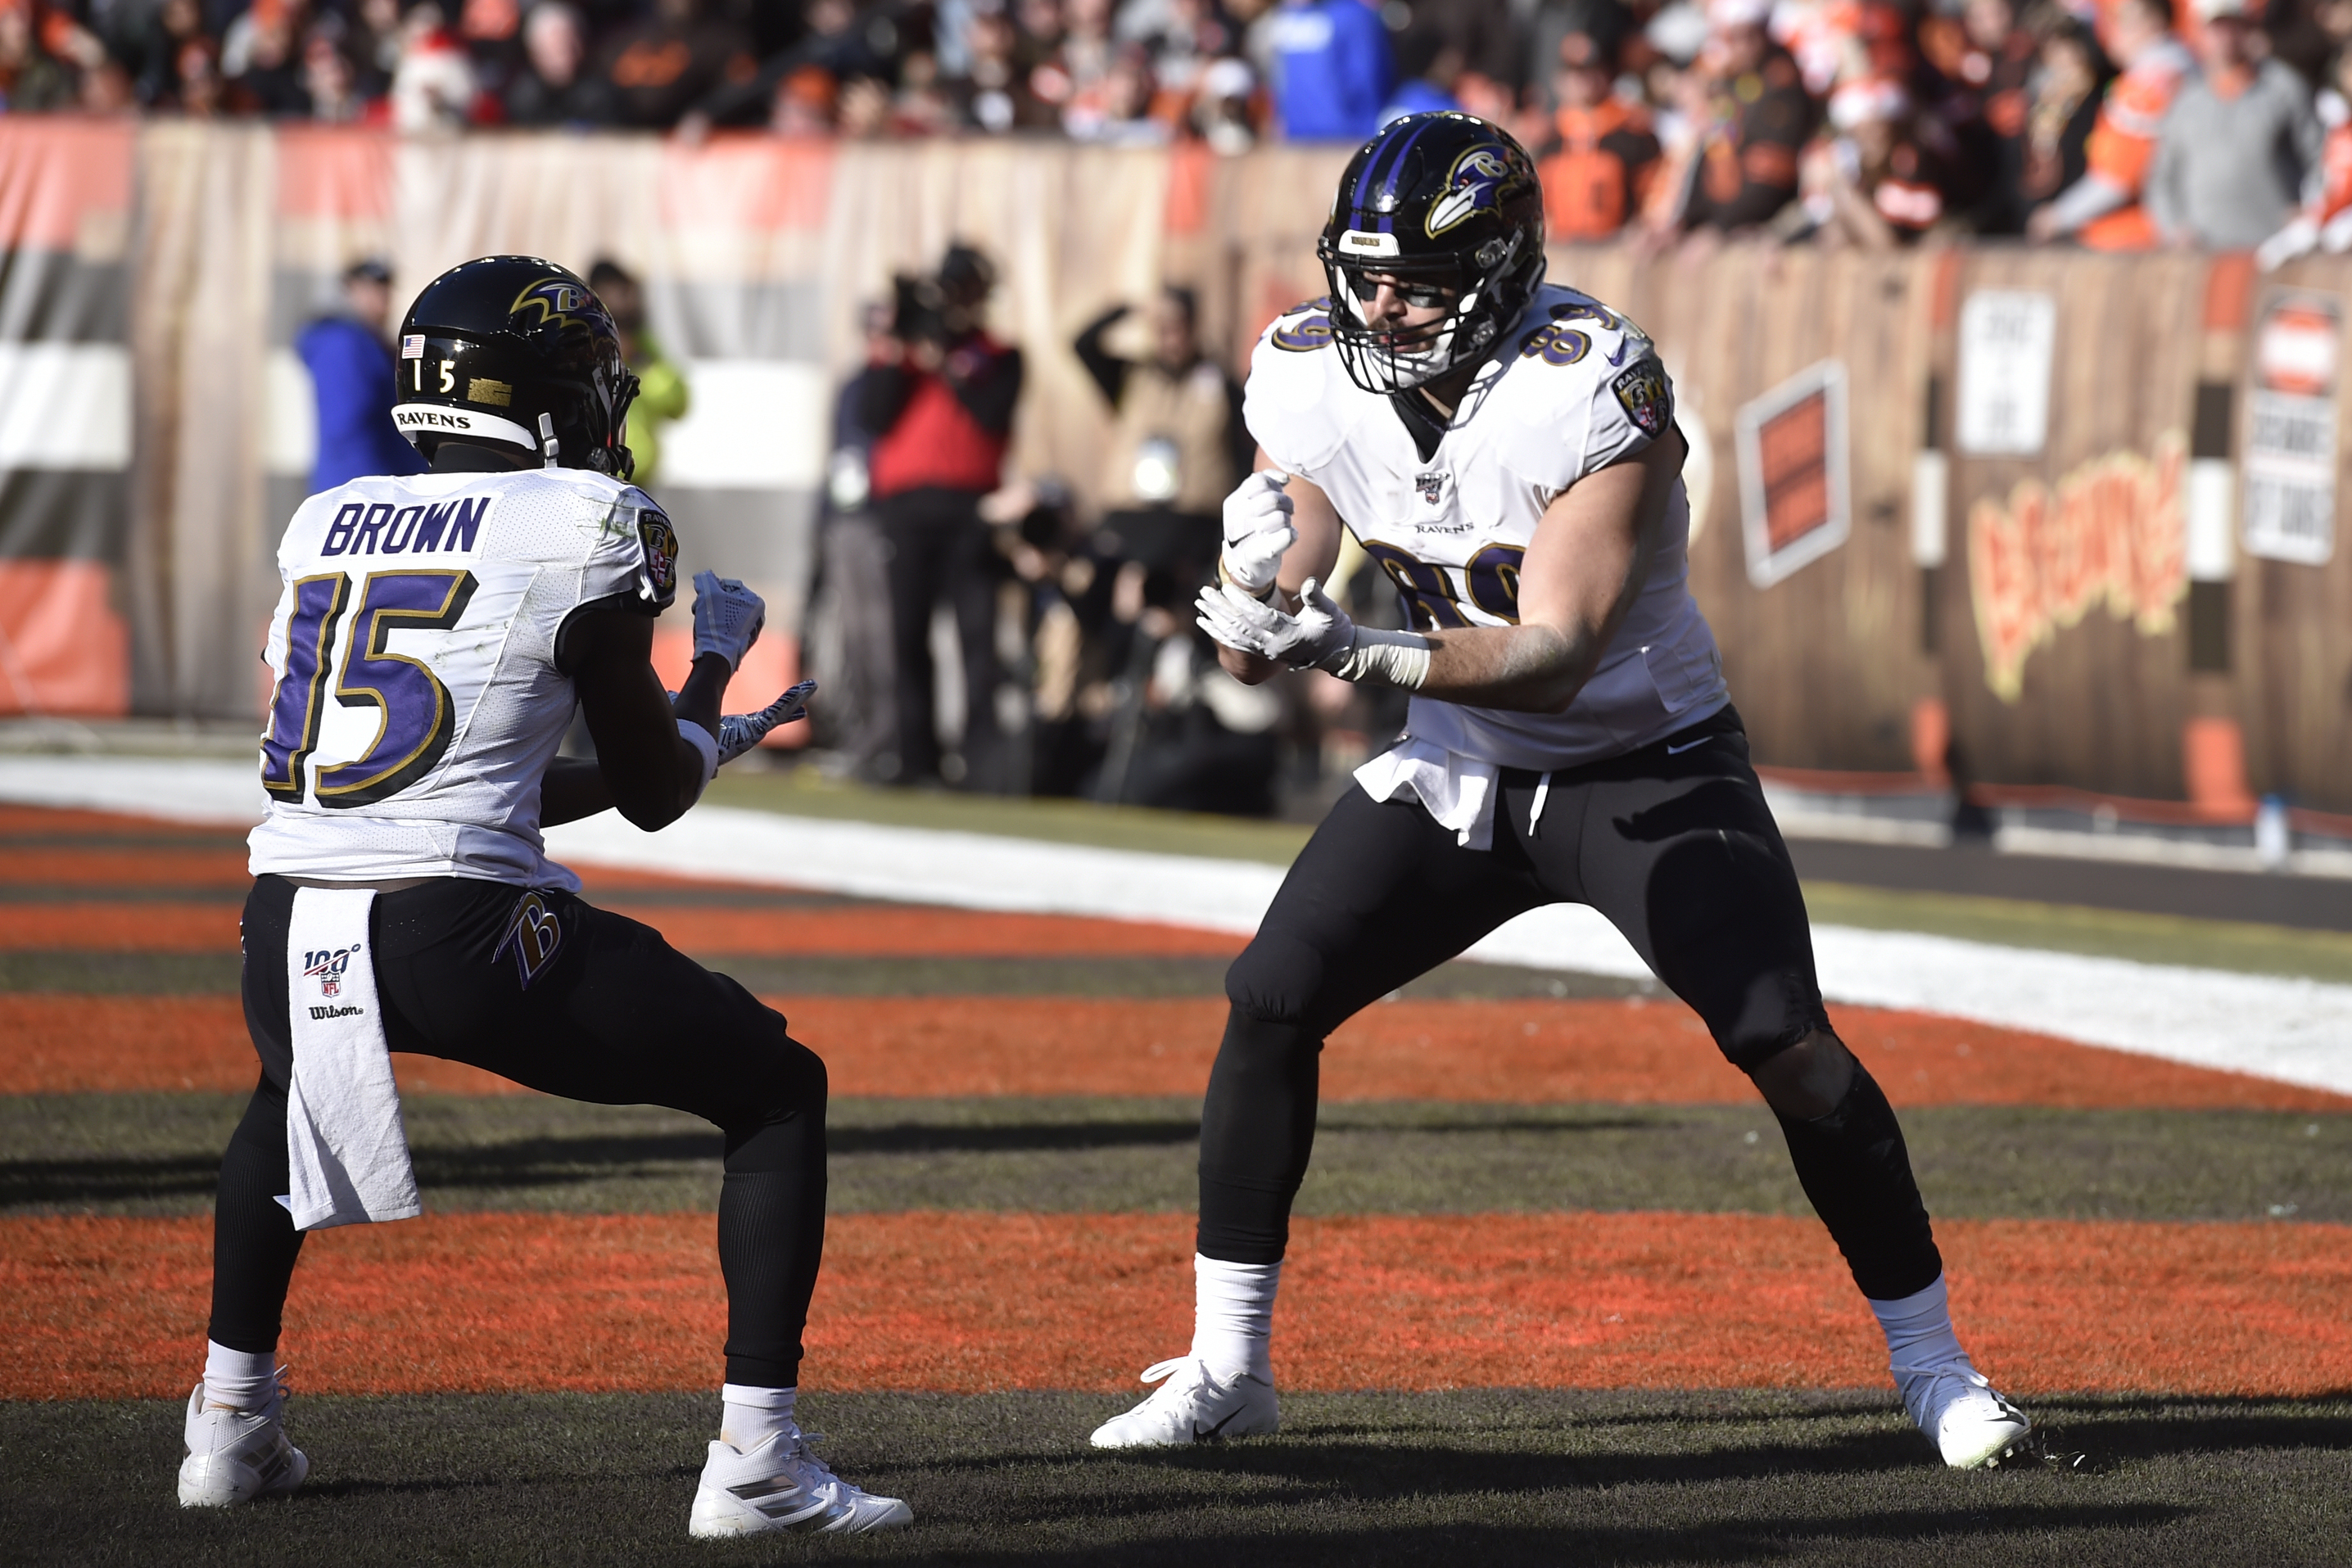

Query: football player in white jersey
[1089,115,2035,1471]
[179,257,910,1537]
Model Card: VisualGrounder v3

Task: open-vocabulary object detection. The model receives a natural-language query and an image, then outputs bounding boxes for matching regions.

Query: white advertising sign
[1955,291,2056,456]
[2241,292,2340,566]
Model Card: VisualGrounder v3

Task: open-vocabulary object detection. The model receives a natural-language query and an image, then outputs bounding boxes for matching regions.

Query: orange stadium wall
[0,121,2347,813]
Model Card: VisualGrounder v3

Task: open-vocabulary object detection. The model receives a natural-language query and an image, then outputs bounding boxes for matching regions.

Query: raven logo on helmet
[511,277,590,328]
[1426,148,1513,238]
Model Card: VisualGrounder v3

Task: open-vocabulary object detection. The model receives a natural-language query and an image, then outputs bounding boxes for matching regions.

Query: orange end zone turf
[0,847,252,888]
[0,901,1242,958]
[7,1211,2348,1401]
[6,993,2343,1111]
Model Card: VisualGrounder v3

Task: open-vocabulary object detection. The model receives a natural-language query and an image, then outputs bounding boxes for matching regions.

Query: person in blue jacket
[295,259,427,496]
[1269,0,1394,142]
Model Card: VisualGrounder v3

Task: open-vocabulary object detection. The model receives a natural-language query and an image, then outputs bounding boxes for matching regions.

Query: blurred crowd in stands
[10,0,2352,253]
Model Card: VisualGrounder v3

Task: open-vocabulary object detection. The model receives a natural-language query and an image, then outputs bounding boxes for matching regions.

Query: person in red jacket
[857,244,1025,788]
[1536,32,1662,242]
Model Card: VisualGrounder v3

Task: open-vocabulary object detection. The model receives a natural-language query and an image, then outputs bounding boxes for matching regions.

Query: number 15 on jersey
[261,568,478,809]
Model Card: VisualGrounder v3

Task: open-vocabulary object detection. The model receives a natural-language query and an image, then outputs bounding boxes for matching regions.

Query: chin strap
[538,412,560,469]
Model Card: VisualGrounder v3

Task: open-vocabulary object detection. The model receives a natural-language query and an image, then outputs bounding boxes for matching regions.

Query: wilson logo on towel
[308,1004,366,1020]
[302,945,360,999]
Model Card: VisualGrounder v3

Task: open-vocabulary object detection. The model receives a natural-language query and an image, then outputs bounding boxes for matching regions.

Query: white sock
[202,1340,277,1412]
[1869,1275,1970,1422]
[1191,1254,1280,1383]
[720,1383,797,1453]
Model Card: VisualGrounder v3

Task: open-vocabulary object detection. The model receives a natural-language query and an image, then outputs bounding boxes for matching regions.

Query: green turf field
[9,1391,2351,1566]
[6,801,2351,1566]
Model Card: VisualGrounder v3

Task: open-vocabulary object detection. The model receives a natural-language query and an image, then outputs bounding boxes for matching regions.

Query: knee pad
[1223,933,1326,1028]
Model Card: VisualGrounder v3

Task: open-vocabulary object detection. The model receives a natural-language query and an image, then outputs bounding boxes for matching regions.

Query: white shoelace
[1136,1356,1217,1394]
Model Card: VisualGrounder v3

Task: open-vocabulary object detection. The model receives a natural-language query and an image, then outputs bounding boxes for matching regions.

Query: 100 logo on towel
[302,945,360,998]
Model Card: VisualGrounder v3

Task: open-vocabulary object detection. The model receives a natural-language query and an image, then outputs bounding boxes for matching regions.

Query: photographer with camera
[857,243,1024,789]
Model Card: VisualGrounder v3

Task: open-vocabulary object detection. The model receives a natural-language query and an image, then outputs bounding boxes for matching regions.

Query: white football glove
[1195,576,1352,667]
[691,570,767,672]
[1219,470,1296,598]
[1196,577,1434,689]
[717,680,817,765]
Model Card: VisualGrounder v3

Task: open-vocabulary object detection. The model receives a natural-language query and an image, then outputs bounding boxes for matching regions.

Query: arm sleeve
[856,363,914,433]
[948,345,1024,436]
[1073,306,1132,407]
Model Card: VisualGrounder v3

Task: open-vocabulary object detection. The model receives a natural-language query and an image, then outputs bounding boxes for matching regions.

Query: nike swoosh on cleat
[1192,1406,1248,1442]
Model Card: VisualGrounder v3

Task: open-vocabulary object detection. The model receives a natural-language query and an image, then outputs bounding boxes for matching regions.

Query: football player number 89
[1361,541,1527,629]
[260,567,479,809]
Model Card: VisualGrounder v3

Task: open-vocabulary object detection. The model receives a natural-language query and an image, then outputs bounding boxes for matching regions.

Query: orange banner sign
[1966,431,2187,703]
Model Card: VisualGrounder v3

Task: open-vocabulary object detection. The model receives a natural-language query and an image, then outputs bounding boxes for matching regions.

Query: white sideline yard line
[4,755,2350,1097]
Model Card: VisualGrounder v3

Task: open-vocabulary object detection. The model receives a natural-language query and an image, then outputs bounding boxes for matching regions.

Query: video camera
[890,273,950,345]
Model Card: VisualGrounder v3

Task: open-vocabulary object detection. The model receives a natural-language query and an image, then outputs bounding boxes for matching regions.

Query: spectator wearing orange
[2026,0,2193,246]
[1536,32,1661,240]
[2258,43,2352,265]
[1677,0,1815,233]
[2146,0,2321,248]
[594,0,755,129]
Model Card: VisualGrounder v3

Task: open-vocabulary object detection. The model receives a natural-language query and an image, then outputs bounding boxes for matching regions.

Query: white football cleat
[687,1427,912,1538]
[1089,1357,1279,1449]
[177,1376,309,1507]
[1899,1363,2035,1468]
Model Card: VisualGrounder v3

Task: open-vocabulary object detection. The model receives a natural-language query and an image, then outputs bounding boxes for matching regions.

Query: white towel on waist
[1353,737,1502,851]
[279,886,421,1231]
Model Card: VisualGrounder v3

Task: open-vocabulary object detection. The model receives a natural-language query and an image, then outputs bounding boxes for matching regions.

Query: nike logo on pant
[1665,737,1710,755]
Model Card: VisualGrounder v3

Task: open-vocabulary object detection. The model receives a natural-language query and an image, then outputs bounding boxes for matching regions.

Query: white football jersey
[247,468,679,888]
[1245,281,1729,770]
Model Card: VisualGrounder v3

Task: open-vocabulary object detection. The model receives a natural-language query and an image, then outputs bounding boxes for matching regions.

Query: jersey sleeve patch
[631,504,679,612]
[1611,357,1673,441]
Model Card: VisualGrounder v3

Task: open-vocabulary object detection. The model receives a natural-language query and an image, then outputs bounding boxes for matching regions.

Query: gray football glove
[717,680,817,764]
[691,570,767,672]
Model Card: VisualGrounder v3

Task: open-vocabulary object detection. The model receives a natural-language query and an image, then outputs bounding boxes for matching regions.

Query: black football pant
[877,486,998,785]
[212,874,827,1388]
[1196,705,1943,1302]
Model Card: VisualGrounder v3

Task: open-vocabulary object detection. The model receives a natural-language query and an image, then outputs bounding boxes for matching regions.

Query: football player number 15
[260,567,478,809]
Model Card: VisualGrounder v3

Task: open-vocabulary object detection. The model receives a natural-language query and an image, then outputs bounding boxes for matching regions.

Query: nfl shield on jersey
[1244,282,1729,770]
[248,468,676,888]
